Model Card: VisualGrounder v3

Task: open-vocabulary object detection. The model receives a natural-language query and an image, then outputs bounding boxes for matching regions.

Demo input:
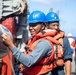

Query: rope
[7,48,16,75]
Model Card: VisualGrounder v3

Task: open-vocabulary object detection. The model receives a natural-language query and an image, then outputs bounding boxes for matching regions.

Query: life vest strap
[25,46,32,52]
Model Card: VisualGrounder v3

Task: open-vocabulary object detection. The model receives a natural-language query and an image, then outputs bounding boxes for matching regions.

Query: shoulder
[63,37,69,46]
[36,39,52,51]
[63,37,70,51]
[63,37,69,42]
[37,39,52,47]
[31,39,52,57]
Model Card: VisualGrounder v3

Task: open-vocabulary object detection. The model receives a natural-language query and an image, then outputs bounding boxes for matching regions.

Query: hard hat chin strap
[39,23,45,32]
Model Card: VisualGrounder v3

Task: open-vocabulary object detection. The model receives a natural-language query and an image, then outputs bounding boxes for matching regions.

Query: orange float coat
[20,29,65,75]
[53,30,65,68]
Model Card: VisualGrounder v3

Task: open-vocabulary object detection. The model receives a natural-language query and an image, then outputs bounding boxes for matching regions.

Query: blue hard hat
[46,12,60,22]
[28,10,46,23]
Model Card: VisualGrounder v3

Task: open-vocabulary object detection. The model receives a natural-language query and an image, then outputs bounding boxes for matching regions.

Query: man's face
[48,22,60,31]
[29,23,42,37]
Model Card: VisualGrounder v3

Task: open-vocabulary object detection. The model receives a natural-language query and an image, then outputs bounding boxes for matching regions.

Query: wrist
[8,44,15,49]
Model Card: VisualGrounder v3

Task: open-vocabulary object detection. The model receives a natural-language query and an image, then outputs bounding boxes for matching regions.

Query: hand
[1,33,15,49]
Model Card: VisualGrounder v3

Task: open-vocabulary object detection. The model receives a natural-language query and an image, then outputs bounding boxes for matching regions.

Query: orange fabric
[71,40,75,48]
[54,31,64,40]
[20,30,65,75]
[53,39,64,67]
[68,37,75,51]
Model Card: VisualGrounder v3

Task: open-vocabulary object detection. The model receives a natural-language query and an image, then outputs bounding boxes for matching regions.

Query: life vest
[19,29,64,75]
[68,37,75,53]
[53,30,65,68]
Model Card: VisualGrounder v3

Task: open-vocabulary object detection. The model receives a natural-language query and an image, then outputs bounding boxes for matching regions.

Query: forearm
[11,47,34,67]
[65,60,71,75]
